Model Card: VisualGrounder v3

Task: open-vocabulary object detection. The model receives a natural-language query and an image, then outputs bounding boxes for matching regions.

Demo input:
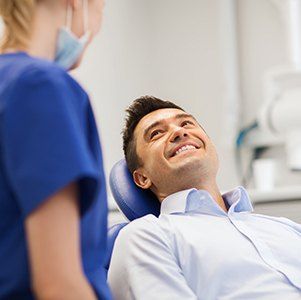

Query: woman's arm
[25,183,97,300]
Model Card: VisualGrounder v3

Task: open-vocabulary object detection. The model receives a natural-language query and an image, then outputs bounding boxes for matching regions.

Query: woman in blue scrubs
[0,0,110,299]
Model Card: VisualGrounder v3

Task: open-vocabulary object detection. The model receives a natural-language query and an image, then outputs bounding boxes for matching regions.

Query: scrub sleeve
[3,67,99,218]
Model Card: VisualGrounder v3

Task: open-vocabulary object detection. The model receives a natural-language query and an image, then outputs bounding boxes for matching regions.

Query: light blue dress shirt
[108,187,301,299]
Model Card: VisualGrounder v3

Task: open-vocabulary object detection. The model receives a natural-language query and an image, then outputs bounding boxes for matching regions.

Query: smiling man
[108,96,301,299]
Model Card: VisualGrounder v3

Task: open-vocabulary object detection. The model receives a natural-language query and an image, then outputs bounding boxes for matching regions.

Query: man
[108,96,301,299]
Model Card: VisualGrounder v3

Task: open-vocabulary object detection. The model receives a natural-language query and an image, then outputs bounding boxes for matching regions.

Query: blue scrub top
[0,52,111,299]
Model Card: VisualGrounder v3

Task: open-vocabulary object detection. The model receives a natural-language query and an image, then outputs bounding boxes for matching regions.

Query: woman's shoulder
[0,53,89,114]
[19,55,81,90]
[1,53,89,117]
[0,53,84,97]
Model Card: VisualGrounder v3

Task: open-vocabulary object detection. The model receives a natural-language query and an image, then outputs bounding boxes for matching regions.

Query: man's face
[133,108,219,199]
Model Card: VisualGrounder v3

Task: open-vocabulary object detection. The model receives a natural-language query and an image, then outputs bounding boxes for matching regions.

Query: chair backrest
[104,222,127,274]
[106,159,160,273]
[109,159,160,220]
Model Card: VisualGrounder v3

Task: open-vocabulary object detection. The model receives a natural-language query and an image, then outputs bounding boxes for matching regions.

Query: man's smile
[167,140,204,158]
[175,145,197,156]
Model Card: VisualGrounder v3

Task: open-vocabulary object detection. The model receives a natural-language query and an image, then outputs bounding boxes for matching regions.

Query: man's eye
[181,120,194,127]
[150,130,160,139]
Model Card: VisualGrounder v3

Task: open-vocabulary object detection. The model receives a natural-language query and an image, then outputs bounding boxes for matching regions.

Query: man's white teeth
[175,145,196,156]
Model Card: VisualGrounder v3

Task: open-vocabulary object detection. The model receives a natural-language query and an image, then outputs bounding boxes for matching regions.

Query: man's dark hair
[122,95,185,173]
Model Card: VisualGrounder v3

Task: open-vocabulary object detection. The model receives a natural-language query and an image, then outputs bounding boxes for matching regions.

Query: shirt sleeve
[3,68,100,217]
[108,216,197,300]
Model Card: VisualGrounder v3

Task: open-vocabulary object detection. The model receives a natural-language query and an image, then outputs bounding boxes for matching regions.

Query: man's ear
[133,168,152,189]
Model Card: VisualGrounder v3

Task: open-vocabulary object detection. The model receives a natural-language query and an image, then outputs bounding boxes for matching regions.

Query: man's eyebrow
[143,113,198,140]
[174,113,196,121]
[176,113,201,127]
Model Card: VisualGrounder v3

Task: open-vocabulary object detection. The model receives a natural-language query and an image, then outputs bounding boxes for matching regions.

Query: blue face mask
[55,0,90,70]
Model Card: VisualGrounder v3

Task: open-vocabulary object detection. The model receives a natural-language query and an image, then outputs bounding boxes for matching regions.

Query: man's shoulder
[251,213,301,229]
[111,214,175,268]
[120,214,160,235]
[116,214,171,245]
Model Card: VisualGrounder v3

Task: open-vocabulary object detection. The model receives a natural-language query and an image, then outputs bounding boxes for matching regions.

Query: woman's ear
[133,168,152,189]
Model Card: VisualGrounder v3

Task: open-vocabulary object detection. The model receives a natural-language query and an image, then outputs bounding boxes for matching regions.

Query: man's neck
[157,181,228,213]
[201,183,227,212]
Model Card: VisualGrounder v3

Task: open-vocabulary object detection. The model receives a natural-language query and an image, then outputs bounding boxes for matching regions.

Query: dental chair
[105,159,160,273]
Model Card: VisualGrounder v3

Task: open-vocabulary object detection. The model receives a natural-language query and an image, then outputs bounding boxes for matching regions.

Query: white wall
[73,0,155,172]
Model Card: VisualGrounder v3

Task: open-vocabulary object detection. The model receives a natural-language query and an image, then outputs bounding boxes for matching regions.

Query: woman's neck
[27,3,65,61]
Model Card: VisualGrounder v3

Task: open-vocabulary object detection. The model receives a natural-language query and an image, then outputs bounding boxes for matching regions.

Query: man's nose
[170,127,188,143]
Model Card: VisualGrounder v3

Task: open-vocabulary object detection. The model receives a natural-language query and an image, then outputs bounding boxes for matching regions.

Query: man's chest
[163,213,301,295]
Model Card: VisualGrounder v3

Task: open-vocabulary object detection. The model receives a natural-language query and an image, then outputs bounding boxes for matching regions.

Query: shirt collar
[160,186,253,216]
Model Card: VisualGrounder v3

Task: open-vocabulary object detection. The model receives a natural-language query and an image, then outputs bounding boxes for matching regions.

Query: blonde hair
[0,0,36,52]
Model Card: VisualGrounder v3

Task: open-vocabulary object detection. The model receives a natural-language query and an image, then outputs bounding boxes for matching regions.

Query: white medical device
[256,0,301,170]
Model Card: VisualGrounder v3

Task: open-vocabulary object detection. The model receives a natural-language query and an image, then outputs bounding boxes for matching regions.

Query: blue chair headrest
[109,159,160,221]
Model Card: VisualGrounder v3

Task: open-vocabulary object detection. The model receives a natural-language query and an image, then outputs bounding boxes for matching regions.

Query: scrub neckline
[0,51,28,57]
[0,51,57,67]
